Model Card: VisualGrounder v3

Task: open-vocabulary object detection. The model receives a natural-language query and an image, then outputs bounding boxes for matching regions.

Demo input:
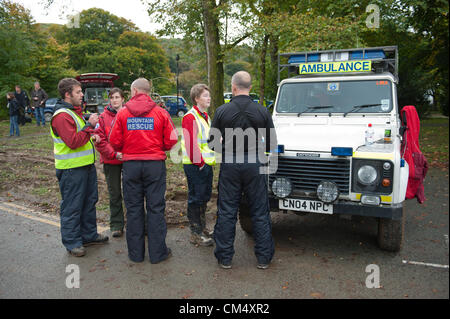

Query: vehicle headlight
[317,181,339,203]
[272,178,292,198]
[357,165,378,185]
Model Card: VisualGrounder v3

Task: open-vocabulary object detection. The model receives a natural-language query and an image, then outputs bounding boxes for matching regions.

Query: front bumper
[269,197,403,220]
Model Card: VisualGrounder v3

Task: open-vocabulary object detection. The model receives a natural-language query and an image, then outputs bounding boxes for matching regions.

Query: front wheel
[44,112,53,123]
[177,110,185,117]
[377,206,404,252]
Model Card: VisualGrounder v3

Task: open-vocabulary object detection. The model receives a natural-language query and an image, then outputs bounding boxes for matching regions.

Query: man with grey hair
[208,71,277,269]
[109,77,178,264]
[30,81,48,126]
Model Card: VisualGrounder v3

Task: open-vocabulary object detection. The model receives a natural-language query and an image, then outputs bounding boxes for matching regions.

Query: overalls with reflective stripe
[181,108,216,166]
[50,108,95,169]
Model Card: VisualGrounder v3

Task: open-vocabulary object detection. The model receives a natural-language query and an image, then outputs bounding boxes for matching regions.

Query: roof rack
[277,46,398,84]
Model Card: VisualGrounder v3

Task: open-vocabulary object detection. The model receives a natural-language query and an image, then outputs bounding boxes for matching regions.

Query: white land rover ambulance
[239,46,409,252]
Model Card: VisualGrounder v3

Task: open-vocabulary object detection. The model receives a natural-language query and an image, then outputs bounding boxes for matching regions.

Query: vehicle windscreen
[85,88,110,105]
[276,80,392,114]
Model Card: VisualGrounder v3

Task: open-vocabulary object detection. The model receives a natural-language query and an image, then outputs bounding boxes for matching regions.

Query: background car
[44,97,58,123]
[160,95,189,117]
[224,92,273,108]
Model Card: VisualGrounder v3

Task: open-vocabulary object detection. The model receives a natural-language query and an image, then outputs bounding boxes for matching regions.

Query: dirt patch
[0,144,217,228]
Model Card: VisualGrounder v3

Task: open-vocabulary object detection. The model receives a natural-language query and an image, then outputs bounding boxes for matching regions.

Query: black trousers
[214,162,274,265]
[103,163,124,231]
[56,164,99,250]
[122,160,169,263]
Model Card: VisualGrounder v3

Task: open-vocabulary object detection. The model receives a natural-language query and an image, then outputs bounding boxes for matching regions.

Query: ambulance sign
[298,60,372,74]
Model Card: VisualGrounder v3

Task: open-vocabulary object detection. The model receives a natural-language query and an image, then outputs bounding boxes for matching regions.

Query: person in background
[51,78,109,257]
[30,81,48,126]
[109,78,178,264]
[6,92,20,137]
[181,84,216,247]
[92,88,125,238]
[14,85,29,126]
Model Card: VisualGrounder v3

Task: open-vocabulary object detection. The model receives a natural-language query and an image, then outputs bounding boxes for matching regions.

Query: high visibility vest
[181,108,216,166]
[50,108,95,169]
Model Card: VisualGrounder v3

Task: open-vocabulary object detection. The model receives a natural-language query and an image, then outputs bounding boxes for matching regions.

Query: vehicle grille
[269,156,351,195]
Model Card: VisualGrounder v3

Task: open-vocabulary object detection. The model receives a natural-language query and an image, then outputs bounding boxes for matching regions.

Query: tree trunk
[268,34,279,98]
[201,0,224,117]
[259,34,269,105]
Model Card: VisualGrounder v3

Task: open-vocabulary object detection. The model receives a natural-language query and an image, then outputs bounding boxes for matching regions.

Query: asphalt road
[0,168,448,300]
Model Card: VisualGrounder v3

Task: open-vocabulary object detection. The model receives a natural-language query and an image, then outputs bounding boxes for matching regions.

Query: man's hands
[91,134,101,144]
[91,134,123,161]
[88,113,99,127]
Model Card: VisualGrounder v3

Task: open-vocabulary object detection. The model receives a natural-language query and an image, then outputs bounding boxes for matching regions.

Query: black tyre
[238,199,253,235]
[44,112,53,123]
[377,207,404,252]
[177,110,185,117]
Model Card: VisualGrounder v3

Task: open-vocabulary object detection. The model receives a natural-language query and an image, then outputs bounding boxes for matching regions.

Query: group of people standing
[51,70,277,269]
[6,82,49,137]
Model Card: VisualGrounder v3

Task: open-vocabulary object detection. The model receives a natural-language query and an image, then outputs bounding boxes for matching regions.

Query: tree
[56,8,172,93]
[0,1,39,118]
[146,0,251,115]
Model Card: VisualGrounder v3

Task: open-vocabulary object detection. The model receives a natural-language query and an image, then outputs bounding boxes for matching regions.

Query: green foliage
[58,8,172,93]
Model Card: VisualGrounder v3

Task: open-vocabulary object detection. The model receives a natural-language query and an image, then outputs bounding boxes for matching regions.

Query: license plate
[279,198,333,214]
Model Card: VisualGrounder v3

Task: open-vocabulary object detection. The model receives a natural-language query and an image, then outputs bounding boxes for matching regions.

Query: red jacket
[109,93,178,161]
[181,105,209,167]
[401,105,428,203]
[51,101,94,150]
[94,105,122,165]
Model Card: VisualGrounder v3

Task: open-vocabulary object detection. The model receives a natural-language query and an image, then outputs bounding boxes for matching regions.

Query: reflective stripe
[54,148,94,160]
[202,152,215,158]
[53,137,64,143]
[181,108,216,165]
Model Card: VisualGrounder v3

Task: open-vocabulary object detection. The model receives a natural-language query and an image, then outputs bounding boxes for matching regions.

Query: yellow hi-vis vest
[50,108,95,169]
[181,108,216,166]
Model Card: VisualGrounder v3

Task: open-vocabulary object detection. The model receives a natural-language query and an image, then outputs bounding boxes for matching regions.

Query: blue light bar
[331,147,353,156]
[350,50,385,60]
[288,53,320,64]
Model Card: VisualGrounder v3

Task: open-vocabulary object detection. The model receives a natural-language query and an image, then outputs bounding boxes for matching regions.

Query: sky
[14,0,163,34]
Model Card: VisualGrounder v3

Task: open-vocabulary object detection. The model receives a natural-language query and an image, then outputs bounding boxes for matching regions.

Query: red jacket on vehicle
[109,93,178,161]
[401,105,428,203]
[94,105,122,165]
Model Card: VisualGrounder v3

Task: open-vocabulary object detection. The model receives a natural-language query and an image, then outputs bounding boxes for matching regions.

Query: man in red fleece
[109,77,178,264]
[51,78,109,257]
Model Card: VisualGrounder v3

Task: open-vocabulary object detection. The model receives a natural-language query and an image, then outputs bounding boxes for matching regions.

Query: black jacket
[14,91,29,108]
[7,98,20,116]
[209,95,277,158]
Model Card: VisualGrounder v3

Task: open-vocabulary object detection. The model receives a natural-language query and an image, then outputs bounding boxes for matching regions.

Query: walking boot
[200,203,213,238]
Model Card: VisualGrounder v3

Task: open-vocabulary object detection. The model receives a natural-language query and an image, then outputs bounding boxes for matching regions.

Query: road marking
[0,202,108,233]
[1,201,60,222]
[402,260,449,269]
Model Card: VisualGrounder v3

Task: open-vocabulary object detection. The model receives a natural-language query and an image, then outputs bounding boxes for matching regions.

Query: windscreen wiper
[343,103,382,117]
[297,105,334,117]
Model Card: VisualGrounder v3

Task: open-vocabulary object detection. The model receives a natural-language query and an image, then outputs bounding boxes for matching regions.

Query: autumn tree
[146,0,251,115]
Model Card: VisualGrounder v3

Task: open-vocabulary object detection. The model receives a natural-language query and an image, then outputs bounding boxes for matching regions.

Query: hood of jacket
[125,93,157,117]
[54,98,76,112]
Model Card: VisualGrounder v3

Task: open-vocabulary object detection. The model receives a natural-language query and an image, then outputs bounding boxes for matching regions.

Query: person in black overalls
[209,71,277,269]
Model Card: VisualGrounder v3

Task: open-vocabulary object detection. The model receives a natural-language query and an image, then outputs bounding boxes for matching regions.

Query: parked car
[224,92,273,108]
[44,97,58,123]
[160,95,189,117]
